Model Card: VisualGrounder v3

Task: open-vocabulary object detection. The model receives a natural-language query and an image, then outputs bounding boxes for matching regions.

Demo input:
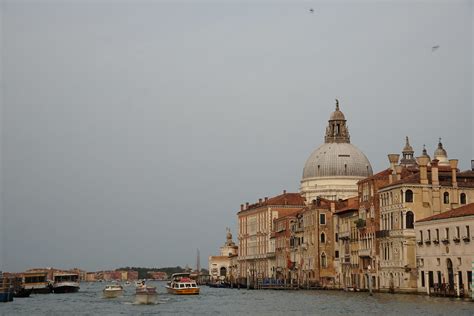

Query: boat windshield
[54,274,78,282]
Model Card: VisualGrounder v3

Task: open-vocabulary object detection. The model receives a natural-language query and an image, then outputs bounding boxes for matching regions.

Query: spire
[325,99,350,143]
[400,136,416,167]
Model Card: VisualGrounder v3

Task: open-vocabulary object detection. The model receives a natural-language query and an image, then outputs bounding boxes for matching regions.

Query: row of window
[418,226,470,243]
[380,190,467,206]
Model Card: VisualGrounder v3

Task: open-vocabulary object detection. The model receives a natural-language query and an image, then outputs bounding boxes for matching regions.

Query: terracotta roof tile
[417,203,474,223]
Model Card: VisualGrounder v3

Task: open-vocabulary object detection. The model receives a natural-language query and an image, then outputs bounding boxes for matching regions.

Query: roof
[302,142,373,179]
[238,192,305,213]
[334,196,359,214]
[417,203,474,223]
[379,168,474,189]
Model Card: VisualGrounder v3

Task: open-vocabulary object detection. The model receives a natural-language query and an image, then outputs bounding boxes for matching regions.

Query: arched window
[405,190,413,203]
[220,267,227,277]
[460,193,466,205]
[443,192,449,204]
[321,253,327,268]
[406,211,414,229]
[320,233,326,243]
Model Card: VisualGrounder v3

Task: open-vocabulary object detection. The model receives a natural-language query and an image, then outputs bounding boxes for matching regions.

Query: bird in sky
[432,45,440,52]
[309,8,314,13]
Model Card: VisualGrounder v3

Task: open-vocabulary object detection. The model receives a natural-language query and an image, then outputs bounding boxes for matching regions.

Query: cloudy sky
[1,0,472,272]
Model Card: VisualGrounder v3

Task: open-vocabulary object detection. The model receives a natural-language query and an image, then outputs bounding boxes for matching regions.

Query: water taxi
[166,273,200,295]
[22,272,53,294]
[135,281,157,304]
[103,284,124,298]
[52,272,80,293]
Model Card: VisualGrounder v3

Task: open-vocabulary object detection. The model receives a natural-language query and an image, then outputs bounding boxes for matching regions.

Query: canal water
[1,281,473,315]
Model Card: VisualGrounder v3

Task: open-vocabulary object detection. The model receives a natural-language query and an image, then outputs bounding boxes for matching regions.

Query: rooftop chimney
[265,197,268,202]
[471,160,474,171]
[283,190,287,195]
[431,159,439,186]
[259,198,262,204]
[388,154,400,183]
[395,165,403,181]
[245,202,249,209]
[449,159,458,188]
[417,156,430,185]
[240,204,244,211]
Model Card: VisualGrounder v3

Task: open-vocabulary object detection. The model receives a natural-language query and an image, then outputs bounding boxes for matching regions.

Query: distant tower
[196,249,201,276]
[400,136,417,167]
[433,138,449,166]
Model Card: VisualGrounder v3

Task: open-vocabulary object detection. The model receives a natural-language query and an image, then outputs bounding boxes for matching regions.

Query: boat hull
[14,288,32,298]
[166,286,200,295]
[135,293,157,304]
[53,285,79,294]
[0,291,14,302]
[103,289,123,298]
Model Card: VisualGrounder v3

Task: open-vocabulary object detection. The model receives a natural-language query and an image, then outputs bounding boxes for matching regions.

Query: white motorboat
[52,273,80,294]
[103,284,124,298]
[134,282,157,305]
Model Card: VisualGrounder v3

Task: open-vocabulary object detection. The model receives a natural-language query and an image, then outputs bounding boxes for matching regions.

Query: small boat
[103,284,124,298]
[52,272,80,294]
[12,277,32,298]
[166,273,200,295]
[22,272,53,294]
[0,275,14,302]
[135,282,157,305]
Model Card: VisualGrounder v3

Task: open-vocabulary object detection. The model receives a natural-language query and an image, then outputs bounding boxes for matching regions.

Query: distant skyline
[1,1,472,272]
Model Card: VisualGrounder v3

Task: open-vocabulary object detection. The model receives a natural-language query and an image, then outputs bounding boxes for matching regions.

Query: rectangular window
[468,271,472,287]
[335,233,339,242]
[420,231,423,242]
[445,228,449,239]
[421,271,425,287]
[320,213,326,225]
[335,250,339,259]
[466,226,470,238]
[456,226,460,238]
[427,230,431,241]
[436,229,439,241]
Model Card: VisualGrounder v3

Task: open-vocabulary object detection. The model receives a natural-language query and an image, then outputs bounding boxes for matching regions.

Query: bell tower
[324,99,350,144]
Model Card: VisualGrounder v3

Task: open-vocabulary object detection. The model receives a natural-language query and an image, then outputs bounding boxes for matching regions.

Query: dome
[330,110,345,121]
[434,139,447,158]
[302,143,373,179]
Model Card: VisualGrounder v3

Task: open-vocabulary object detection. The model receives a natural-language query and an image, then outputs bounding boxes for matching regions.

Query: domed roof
[302,143,373,179]
[329,99,346,121]
[434,138,447,158]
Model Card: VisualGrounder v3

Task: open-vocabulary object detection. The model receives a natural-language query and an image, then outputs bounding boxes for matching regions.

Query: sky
[0,0,472,272]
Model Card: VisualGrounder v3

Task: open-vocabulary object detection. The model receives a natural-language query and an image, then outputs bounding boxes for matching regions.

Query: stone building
[273,210,300,284]
[208,229,238,283]
[237,191,305,285]
[415,202,474,297]
[378,144,474,293]
[301,100,373,202]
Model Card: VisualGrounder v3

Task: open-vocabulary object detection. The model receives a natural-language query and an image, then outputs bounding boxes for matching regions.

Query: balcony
[462,236,470,242]
[441,238,449,244]
[358,248,371,257]
[339,231,350,240]
[416,240,423,246]
[433,239,440,244]
[453,236,460,243]
[376,230,389,238]
[424,239,431,245]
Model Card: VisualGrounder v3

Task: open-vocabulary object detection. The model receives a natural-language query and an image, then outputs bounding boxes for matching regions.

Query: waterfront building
[334,199,359,290]
[237,191,305,285]
[378,146,474,293]
[208,229,238,283]
[273,210,299,284]
[300,100,373,202]
[415,202,474,297]
[299,198,338,288]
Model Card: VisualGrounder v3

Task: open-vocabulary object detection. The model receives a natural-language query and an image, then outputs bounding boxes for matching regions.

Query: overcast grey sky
[1,0,472,272]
